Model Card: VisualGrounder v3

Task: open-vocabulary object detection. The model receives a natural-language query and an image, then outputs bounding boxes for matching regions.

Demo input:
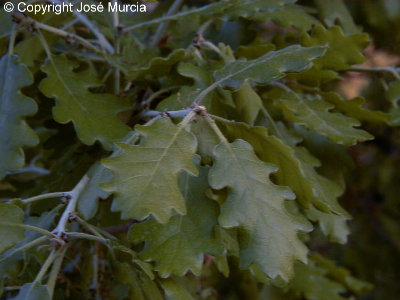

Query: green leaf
[189,116,220,165]
[77,163,112,220]
[236,43,275,60]
[215,121,349,216]
[302,25,369,70]
[213,45,326,89]
[129,165,222,277]
[0,11,12,39]
[108,44,186,81]
[306,206,349,244]
[11,282,50,300]
[40,55,130,149]
[387,80,400,107]
[115,263,163,300]
[288,260,346,300]
[226,0,296,21]
[158,62,235,115]
[265,4,321,31]
[275,90,373,145]
[102,117,198,223]
[0,203,25,254]
[125,49,186,81]
[233,81,263,125]
[323,92,391,123]
[314,0,359,35]
[209,139,309,280]
[0,54,38,179]
[161,278,194,300]
[311,253,373,295]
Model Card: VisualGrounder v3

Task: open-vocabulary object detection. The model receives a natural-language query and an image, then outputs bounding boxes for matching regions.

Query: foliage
[0,0,399,299]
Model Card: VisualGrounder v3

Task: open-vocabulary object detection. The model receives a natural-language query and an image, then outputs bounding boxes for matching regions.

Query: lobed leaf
[213,45,326,90]
[129,165,222,277]
[0,54,38,179]
[302,25,369,71]
[161,278,194,300]
[324,92,391,123]
[40,55,130,150]
[77,163,112,220]
[276,91,373,145]
[102,117,198,223]
[288,260,347,300]
[0,203,25,254]
[209,139,310,280]
[11,282,51,300]
[215,121,349,215]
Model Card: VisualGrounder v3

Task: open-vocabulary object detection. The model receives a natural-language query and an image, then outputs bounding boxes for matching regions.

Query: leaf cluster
[0,0,398,299]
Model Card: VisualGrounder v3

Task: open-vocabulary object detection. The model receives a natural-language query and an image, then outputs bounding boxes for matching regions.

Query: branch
[66,232,110,244]
[53,0,114,53]
[0,236,48,263]
[150,0,184,47]
[72,215,117,241]
[347,65,400,81]
[140,109,192,119]
[10,224,58,239]
[22,192,69,204]
[33,249,57,284]
[123,2,223,33]
[112,0,121,94]
[47,246,68,298]
[12,12,102,54]
[53,175,90,237]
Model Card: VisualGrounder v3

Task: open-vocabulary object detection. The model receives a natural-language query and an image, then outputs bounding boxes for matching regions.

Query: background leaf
[0,203,25,254]
[40,55,130,149]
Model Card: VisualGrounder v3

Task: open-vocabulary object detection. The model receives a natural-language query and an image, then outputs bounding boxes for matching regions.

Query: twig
[89,243,101,300]
[10,224,58,239]
[202,111,230,144]
[33,249,57,284]
[22,192,69,204]
[47,246,68,298]
[140,109,192,119]
[142,86,179,107]
[72,215,117,241]
[53,176,90,237]
[348,65,400,81]
[53,0,114,53]
[123,2,224,33]
[101,220,136,235]
[0,236,48,263]
[151,0,184,47]
[66,232,110,244]
[8,24,17,56]
[12,12,102,54]
[260,105,283,138]
[112,0,121,94]
[197,19,214,37]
